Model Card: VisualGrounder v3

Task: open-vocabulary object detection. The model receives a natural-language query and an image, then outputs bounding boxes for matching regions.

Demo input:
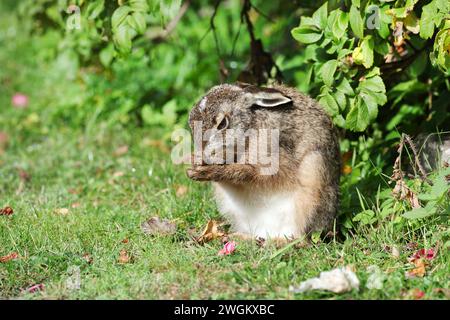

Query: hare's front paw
[186,166,215,181]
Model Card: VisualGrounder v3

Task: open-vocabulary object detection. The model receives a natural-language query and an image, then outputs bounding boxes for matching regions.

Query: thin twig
[198,0,223,54]
[150,0,191,43]
[250,3,275,23]
[403,134,434,185]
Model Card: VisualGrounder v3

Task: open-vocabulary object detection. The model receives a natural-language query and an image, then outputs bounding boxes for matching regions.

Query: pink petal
[218,241,236,256]
[12,93,29,108]
[425,249,435,260]
[26,284,44,293]
[409,248,436,262]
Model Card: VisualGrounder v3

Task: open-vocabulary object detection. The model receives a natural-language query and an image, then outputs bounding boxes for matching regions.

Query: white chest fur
[214,183,299,238]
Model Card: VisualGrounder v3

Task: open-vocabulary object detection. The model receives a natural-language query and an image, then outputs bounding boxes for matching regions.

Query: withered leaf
[392,180,420,209]
[142,138,170,153]
[197,220,225,244]
[0,252,19,263]
[118,250,130,264]
[0,131,8,155]
[112,171,125,178]
[83,253,93,264]
[405,258,427,278]
[342,165,352,175]
[433,288,450,299]
[113,145,129,157]
[0,206,14,216]
[175,185,188,197]
[18,169,31,182]
[55,208,70,215]
[141,216,177,236]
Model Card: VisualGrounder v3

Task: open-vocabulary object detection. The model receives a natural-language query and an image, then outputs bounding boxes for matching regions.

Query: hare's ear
[251,89,292,107]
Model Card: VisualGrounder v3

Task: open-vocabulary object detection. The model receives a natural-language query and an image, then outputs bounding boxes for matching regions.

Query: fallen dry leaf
[342,164,352,175]
[55,208,70,215]
[197,220,225,244]
[112,171,125,178]
[142,138,170,153]
[391,246,401,258]
[0,206,14,216]
[341,151,353,163]
[18,169,31,182]
[141,216,177,236]
[409,288,425,300]
[83,253,93,264]
[433,288,450,299]
[175,184,188,197]
[113,145,129,157]
[71,202,81,209]
[0,252,19,263]
[68,188,81,195]
[405,258,427,278]
[0,131,8,155]
[118,250,130,264]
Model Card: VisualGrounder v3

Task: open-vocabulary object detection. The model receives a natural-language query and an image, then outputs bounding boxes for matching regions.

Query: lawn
[1,125,449,300]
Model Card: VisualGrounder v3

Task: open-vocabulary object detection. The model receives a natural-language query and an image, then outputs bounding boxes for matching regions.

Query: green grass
[1,125,449,300]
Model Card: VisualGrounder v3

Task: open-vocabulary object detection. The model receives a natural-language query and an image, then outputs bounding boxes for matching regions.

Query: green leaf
[291,26,322,44]
[333,90,347,111]
[319,93,339,116]
[336,77,354,96]
[112,5,132,31]
[353,36,374,68]
[113,24,132,53]
[332,9,349,39]
[321,59,338,87]
[359,91,378,121]
[87,0,105,20]
[430,173,449,197]
[312,2,328,30]
[99,44,115,67]
[129,0,150,12]
[359,75,385,92]
[128,12,146,34]
[365,67,381,78]
[346,97,370,131]
[142,100,177,126]
[403,207,434,219]
[353,209,375,225]
[420,1,436,39]
[387,0,418,18]
[349,5,364,38]
[409,51,428,77]
[418,193,438,201]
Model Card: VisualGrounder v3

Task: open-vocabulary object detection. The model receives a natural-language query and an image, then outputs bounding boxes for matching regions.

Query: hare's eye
[217,116,229,130]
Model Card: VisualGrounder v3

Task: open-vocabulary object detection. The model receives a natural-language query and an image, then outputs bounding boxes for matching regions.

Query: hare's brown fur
[187,83,340,238]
